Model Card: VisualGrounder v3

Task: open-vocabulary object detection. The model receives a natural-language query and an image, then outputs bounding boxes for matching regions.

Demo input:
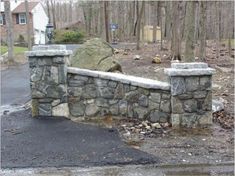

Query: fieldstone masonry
[26,46,215,128]
[26,45,72,117]
[67,67,171,122]
[165,63,215,127]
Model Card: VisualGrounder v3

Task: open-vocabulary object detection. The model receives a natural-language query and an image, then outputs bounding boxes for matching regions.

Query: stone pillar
[26,45,72,117]
[165,62,215,128]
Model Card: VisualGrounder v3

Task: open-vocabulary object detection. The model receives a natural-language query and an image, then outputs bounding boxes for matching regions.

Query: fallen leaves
[213,110,234,129]
[117,119,171,147]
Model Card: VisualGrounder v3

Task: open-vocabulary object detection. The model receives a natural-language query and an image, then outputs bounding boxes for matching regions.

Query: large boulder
[71,38,122,72]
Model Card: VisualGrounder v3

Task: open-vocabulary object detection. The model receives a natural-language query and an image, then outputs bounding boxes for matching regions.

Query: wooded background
[44,0,234,61]
[3,0,234,62]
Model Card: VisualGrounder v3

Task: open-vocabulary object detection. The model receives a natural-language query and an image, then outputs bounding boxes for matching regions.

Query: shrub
[15,35,27,47]
[18,35,25,43]
[54,30,85,44]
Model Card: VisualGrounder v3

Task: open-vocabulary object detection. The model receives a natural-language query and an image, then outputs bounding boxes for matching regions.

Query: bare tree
[215,1,220,59]
[199,1,207,61]
[46,0,51,23]
[69,0,73,22]
[171,1,181,60]
[4,0,14,62]
[160,5,164,50]
[99,1,104,37]
[88,3,92,35]
[40,0,234,49]
[141,3,145,42]
[228,2,234,57]
[152,1,158,43]
[133,1,139,37]
[104,1,109,42]
[136,1,145,50]
[165,1,172,40]
[50,0,56,29]
[184,1,196,62]
[25,0,32,50]
[131,1,136,38]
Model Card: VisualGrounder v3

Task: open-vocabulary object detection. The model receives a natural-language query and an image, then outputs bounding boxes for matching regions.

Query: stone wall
[26,45,72,117]
[67,67,171,122]
[26,46,215,128]
[165,63,215,127]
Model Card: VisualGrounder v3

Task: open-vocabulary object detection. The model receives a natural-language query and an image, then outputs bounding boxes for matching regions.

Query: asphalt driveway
[1,109,158,168]
[1,63,31,105]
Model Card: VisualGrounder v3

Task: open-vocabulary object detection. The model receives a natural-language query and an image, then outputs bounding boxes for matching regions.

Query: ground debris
[152,55,161,64]
[213,110,234,129]
[134,55,141,60]
[4,128,23,135]
[116,119,170,146]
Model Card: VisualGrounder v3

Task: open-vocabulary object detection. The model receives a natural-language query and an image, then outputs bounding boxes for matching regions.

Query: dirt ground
[109,41,234,164]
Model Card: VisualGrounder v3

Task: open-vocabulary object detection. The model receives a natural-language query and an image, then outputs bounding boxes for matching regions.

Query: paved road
[1,109,158,168]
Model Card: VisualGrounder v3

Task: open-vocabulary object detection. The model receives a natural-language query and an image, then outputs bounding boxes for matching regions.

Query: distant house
[0,1,48,45]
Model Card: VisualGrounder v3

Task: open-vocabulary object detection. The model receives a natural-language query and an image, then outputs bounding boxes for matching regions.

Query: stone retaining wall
[26,45,215,128]
[67,68,171,122]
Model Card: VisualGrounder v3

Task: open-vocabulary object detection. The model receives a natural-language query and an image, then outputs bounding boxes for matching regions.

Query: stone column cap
[171,62,208,69]
[164,62,215,76]
[25,45,73,57]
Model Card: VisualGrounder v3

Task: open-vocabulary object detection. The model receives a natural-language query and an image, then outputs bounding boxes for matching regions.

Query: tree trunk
[99,1,104,37]
[50,0,57,29]
[199,1,207,61]
[141,4,145,42]
[133,1,139,36]
[160,7,164,50]
[228,1,234,57]
[215,1,220,59]
[136,1,145,50]
[88,3,92,35]
[69,0,73,22]
[152,2,157,43]
[165,1,172,39]
[104,1,109,42]
[131,1,136,38]
[46,0,51,23]
[82,5,88,32]
[4,0,14,62]
[184,1,196,62]
[194,2,199,42]
[171,1,181,60]
[25,0,32,50]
